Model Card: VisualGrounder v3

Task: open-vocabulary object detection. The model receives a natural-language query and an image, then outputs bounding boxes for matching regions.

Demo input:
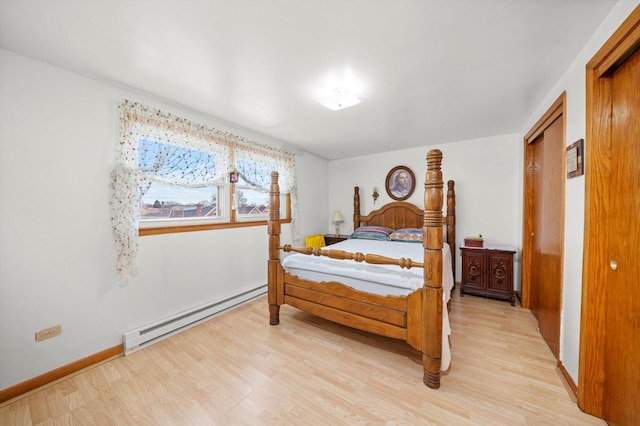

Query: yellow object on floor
[304,234,326,248]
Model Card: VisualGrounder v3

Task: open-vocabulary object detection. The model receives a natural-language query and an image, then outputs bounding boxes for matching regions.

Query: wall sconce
[372,186,379,204]
[332,210,344,236]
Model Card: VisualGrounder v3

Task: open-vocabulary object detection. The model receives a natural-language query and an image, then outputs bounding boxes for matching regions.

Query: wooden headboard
[357,201,424,229]
[352,181,457,280]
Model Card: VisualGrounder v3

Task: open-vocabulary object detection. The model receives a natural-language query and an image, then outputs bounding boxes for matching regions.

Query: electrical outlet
[35,325,61,342]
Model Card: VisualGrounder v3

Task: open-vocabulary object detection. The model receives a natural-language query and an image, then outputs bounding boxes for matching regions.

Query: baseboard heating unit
[123,284,266,355]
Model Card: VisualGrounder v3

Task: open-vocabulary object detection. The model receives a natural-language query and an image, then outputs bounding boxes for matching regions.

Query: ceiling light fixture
[318,88,361,111]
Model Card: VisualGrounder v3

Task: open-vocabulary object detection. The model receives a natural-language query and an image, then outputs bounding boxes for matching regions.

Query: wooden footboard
[283,272,424,347]
[268,149,449,389]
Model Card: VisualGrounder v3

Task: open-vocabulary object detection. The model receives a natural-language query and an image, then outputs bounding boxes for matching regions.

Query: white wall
[328,134,522,283]
[518,0,640,384]
[0,49,328,390]
[295,152,330,240]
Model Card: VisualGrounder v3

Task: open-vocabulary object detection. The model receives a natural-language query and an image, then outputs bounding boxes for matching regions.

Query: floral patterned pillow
[389,228,423,243]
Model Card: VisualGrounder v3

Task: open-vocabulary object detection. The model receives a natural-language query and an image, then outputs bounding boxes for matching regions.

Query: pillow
[349,226,393,241]
[390,228,423,243]
[304,234,326,248]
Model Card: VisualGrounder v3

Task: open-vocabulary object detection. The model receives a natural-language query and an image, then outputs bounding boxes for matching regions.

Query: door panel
[528,116,564,359]
[579,6,640,420]
[529,135,543,316]
[463,251,485,291]
[603,45,640,426]
[488,253,513,292]
[538,117,563,359]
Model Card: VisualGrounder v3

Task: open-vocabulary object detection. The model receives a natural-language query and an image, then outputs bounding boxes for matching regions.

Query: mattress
[281,238,454,370]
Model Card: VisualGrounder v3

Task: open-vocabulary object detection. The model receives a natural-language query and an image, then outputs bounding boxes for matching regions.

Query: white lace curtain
[111,100,298,281]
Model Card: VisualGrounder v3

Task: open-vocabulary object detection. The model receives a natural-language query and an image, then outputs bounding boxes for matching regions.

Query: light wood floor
[0,290,605,425]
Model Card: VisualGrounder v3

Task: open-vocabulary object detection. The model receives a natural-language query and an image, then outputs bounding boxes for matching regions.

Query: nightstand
[460,245,516,305]
[324,234,348,246]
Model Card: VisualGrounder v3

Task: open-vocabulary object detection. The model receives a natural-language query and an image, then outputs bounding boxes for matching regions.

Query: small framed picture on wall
[566,139,584,178]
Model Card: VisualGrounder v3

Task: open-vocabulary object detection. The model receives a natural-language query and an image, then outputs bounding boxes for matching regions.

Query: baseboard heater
[123,284,266,355]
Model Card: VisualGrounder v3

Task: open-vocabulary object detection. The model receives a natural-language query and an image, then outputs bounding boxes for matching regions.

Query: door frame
[521,92,566,310]
[578,5,640,418]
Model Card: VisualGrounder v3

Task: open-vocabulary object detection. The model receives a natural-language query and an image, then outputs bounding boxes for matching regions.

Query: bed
[267,149,456,389]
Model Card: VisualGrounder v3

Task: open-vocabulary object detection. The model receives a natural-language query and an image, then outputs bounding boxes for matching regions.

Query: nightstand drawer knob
[610,260,618,271]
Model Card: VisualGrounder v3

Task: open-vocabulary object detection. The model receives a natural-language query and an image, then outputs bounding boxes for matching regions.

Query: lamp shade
[332,210,344,223]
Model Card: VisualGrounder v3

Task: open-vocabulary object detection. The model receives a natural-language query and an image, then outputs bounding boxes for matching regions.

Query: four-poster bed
[267,149,456,389]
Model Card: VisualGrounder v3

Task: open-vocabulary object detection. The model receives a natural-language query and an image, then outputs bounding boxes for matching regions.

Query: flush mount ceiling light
[318,88,361,111]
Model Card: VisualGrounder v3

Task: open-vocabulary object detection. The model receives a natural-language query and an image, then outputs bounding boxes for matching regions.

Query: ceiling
[0,0,618,160]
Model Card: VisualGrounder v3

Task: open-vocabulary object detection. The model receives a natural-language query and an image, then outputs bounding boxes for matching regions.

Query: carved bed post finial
[353,186,361,230]
[268,171,281,325]
[423,149,444,389]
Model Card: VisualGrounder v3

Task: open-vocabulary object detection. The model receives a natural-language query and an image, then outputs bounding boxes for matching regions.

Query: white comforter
[282,238,453,371]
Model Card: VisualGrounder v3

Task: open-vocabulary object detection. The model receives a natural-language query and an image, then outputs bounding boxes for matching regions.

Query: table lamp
[332,210,344,237]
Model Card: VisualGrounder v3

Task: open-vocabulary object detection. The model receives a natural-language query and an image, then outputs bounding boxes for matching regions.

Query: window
[140,183,224,223]
[138,139,226,227]
[234,174,268,219]
[135,140,292,228]
[233,153,278,221]
[111,100,298,280]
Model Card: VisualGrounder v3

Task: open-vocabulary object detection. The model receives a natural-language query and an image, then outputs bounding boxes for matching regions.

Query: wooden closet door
[579,6,640,421]
[529,117,563,359]
[529,135,544,316]
[603,45,640,426]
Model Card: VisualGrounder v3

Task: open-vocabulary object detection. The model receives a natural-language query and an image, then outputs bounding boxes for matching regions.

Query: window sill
[139,218,291,236]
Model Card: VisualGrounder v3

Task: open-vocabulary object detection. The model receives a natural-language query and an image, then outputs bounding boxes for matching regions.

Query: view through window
[138,138,225,224]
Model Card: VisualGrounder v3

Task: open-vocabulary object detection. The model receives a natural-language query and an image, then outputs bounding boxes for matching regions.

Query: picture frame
[385,165,415,201]
[229,171,239,183]
[566,139,584,178]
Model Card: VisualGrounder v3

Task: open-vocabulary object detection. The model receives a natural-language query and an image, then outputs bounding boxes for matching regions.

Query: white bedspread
[282,239,453,371]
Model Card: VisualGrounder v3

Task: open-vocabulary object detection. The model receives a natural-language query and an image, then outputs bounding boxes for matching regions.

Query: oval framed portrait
[385,166,415,201]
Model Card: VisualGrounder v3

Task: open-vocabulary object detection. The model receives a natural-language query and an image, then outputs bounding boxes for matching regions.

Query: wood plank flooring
[0,290,605,425]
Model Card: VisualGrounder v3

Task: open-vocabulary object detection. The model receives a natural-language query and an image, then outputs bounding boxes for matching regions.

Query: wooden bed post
[423,149,444,389]
[446,180,456,281]
[268,171,281,325]
[353,186,361,229]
